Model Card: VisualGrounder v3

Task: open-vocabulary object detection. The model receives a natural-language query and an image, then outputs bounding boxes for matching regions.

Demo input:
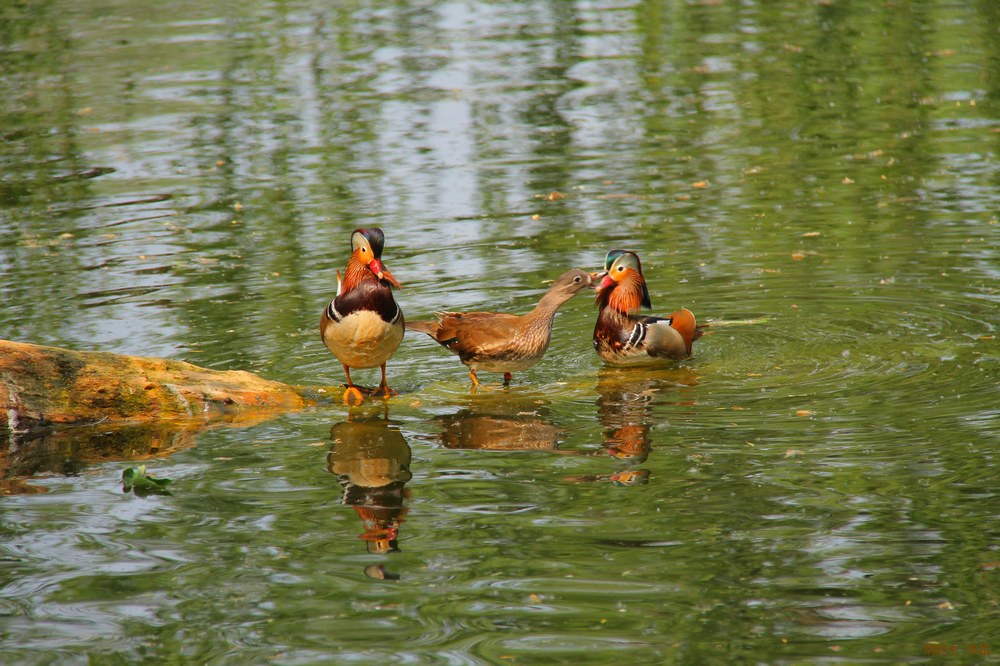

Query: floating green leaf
[122,464,173,496]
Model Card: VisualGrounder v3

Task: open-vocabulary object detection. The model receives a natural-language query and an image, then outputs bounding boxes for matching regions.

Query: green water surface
[2,0,999,663]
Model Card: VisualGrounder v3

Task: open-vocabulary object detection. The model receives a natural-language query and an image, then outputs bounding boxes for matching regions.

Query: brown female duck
[593,250,698,365]
[320,228,404,403]
[407,269,593,387]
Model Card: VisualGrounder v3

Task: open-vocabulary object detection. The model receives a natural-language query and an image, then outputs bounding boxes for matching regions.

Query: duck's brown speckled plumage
[408,269,593,386]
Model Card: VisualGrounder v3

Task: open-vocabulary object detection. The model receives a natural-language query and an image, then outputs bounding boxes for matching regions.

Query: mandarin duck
[592,250,698,365]
[407,268,593,387]
[321,228,404,403]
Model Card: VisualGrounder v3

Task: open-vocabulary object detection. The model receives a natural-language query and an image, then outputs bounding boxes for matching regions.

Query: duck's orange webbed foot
[372,364,397,399]
[342,385,366,405]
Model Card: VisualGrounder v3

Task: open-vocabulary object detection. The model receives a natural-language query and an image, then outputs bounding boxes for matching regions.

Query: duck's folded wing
[636,311,693,359]
[436,312,522,355]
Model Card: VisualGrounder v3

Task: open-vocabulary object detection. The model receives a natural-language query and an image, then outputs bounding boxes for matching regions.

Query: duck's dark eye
[574,276,582,283]
[617,266,625,272]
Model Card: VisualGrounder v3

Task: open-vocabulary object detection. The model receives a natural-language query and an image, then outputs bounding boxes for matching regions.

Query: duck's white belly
[323,310,404,368]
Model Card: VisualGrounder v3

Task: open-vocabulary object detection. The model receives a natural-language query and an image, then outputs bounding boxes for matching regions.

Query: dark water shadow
[1,406,294,495]
[0,423,199,495]
[326,406,412,581]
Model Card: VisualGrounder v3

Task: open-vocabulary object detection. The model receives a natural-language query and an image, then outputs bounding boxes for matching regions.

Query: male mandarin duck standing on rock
[407,268,593,388]
[321,228,404,403]
[592,250,699,365]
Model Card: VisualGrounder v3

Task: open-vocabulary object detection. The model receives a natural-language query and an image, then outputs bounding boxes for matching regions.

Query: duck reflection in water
[433,393,576,454]
[326,406,412,579]
[565,366,698,485]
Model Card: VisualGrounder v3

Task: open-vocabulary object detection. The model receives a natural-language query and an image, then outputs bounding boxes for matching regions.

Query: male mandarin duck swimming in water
[592,250,698,365]
[407,269,593,388]
[320,228,404,403]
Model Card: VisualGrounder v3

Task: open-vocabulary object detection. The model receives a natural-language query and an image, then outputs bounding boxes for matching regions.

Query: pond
[2,0,999,663]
